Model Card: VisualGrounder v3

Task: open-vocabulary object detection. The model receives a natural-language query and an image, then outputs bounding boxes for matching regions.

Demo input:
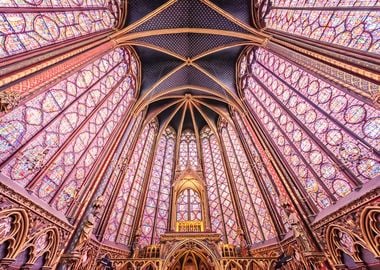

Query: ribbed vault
[1,0,379,269]
[112,0,270,131]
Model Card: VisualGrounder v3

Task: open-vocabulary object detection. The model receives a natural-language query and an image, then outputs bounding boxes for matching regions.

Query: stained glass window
[238,47,380,210]
[104,120,158,244]
[140,127,176,246]
[0,47,138,214]
[233,112,289,232]
[201,126,240,244]
[176,188,202,222]
[220,120,276,244]
[179,130,199,170]
[265,0,379,54]
[93,112,144,233]
[0,1,120,59]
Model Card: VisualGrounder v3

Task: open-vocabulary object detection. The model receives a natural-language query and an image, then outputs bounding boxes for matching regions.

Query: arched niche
[163,239,221,270]
[360,205,380,258]
[170,170,210,232]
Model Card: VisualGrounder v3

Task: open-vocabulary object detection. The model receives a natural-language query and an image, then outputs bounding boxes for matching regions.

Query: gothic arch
[21,226,60,268]
[162,239,221,270]
[122,261,136,270]
[360,205,380,257]
[326,225,367,265]
[247,260,266,270]
[225,261,243,270]
[141,261,159,270]
[0,208,29,260]
[170,171,209,232]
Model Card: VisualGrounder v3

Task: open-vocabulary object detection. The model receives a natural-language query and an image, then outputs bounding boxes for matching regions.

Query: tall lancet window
[201,126,239,244]
[140,127,176,246]
[178,130,199,170]
[0,1,120,59]
[233,113,289,232]
[93,111,144,233]
[103,119,158,244]
[265,0,379,54]
[239,47,380,210]
[0,47,137,214]
[220,120,276,244]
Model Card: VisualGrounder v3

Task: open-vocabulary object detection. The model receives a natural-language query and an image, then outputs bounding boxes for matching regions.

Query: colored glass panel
[140,127,176,246]
[0,0,120,58]
[93,112,144,233]
[104,120,157,244]
[220,122,276,243]
[201,126,239,244]
[178,130,199,171]
[234,113,289,232]
[0,47,137,214]
[266,1,380,53]
[238,47,380,210]
[176,188,202,221]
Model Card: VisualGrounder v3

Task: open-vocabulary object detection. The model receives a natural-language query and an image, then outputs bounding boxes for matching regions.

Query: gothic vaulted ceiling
[112,0,269,133]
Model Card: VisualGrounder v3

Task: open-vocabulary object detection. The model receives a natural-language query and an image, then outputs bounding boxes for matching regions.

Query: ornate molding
[312,187,380,230]
[0,182,73,231]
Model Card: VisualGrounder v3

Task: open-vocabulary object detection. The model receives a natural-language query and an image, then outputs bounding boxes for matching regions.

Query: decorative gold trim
[116,28,264,43]
[201,0,271,39]
[135,85,241,112]
[192,41,253,61]
[273,38,380,83]
[122,41,187,61]
[360,205,380,257]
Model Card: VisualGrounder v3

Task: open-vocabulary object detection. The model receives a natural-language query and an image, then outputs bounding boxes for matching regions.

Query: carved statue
[132,228,142,258]
[74,213,95,252]
[0,91,20,113]
[236,228,249,256]
[283,203,312,251]
[92,195,105,214]
[73,195,105,252]
[216,237,223,257]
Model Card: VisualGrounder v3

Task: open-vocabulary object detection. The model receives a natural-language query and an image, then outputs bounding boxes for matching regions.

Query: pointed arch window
[265,0,379,54]
[238,47,380,209]
[176,188,202,222]
[220,121,276,244]
[0,47,138,214]
[179,130,199,171]
[104,120,158,244]
[140,127,176,246]
[93,111,144,233]
[172,176,206,233]
[0,1,121,59]
[201,126,239,244]
[233,113,289,232]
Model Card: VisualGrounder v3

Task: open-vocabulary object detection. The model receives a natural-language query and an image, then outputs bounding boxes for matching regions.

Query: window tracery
[93,112,144,233]
[233,113,289,232]
[178,130,199,171]
[265,0,380,54]
[176,188,202,222]
[0,0,120,59]
[238,47,380,210]
[201,126,240,244]
[0,47,137,214]
[220,120,276,244]
[104,119,158,244]
[140,127,176,246]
